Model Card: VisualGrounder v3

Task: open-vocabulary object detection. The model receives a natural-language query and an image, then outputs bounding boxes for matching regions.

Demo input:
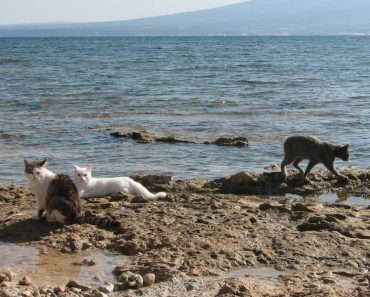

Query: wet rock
[249,217,258,224]
[133,174,173,185]
[258,203,272,211]
[127,274,143,288]
[219,171,262,194]
[322,277,336,284]
[329,213,347,220]
[92,292,108,297]
[82,259,96,266]
[0,290,11,297]
[0,275,7,283]
[291,203,313,212]
[297,217,333,232]
[98,282,114,293]
[120,241,142,256]
[142,273,155,286]
[53,286,65,293]
[18,276,32,286]
[110,129,193,144]
[211,136,249,147]
[66,280,91,291]
[1,269,15,282]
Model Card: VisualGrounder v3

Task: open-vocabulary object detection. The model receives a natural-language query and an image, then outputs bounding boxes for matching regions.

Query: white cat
[72,164,167,199]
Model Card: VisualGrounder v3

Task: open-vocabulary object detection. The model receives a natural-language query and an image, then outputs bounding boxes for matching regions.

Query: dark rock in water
[210,136,249,147]
[109,128,250,147]
[0,133,14,140]
[133,174,173,185]
[110,129,194,144]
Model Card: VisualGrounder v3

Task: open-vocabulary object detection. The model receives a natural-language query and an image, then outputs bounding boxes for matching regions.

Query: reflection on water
[206,267,286,287]
[0,242,129,287]
[319,193,370,206]
[285,193,370,206]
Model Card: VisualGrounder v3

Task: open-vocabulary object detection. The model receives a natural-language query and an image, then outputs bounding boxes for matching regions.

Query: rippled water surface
[0,36,369,184]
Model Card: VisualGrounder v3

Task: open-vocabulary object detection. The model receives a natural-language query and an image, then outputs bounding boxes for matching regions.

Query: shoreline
[0,169,369,296]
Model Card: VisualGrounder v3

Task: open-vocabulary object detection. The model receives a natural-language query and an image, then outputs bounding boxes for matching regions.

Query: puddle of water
[0,242,130,287]
[285,193,370,206]
[285,193,302,200]
[207,267,286,287]
[319,193,370,206]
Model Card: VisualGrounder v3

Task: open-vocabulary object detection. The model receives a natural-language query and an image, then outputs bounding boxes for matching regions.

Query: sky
[0,0,246,25]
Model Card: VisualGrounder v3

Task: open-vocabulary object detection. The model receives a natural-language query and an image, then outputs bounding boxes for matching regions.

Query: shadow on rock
[0,218,61,243]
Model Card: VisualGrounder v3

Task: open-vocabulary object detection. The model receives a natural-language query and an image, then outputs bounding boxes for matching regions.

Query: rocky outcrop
[216,168,370,197]
[108,129,249,147]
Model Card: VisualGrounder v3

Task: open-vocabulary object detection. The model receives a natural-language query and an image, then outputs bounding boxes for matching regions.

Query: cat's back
[284,135,324,158]
[48,174,79,200]
[284,135,322,147]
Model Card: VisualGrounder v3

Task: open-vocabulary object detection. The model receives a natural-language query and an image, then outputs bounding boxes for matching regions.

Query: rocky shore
[0,168,369,296]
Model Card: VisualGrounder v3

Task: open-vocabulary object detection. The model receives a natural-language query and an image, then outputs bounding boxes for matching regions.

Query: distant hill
[1,0,370,36]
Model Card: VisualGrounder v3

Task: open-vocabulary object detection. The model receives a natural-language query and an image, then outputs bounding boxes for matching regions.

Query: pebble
[92,292,108,297]
[0,274,7,283]
[142,273,155,287]
[98,282,114,293]
[127,274,144,288]
[2,269,15,282]
[82,259,96,266]
[53,286,65,293]
[66,280,91,291]
[0,289,11,297]
[18,276,32,286]
[322,277,336,284]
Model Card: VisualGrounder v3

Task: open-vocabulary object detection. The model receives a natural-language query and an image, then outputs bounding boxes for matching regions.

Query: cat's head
[73,164,93,184]
[336,144,350,161]
[24,159,48,181]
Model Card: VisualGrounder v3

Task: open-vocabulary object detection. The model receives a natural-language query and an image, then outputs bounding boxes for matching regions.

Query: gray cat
[281,135,349,180]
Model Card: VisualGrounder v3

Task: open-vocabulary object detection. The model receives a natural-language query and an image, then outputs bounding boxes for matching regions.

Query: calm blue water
[0,36,369,184]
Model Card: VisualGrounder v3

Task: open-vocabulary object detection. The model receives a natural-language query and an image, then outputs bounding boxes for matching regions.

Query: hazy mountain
[1,0,370,36]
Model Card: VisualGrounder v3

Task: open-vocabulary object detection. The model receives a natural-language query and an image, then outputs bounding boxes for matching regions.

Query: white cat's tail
[131,181,167,199]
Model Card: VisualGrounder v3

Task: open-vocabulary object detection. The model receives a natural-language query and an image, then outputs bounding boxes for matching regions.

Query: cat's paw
[32,214,42,221]
[338,175,349,183]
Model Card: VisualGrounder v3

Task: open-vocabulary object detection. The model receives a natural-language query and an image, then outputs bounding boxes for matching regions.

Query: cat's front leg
[32,208,45,220]
[323,161,348,180]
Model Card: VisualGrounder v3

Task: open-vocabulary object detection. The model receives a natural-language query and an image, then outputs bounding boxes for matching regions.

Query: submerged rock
[109,128,249,147]
[210,136,249,147]
[110,129,194,144]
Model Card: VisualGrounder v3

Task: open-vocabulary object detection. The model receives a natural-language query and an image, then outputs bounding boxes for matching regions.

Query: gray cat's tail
[131,180,167,199]
[76,216,120,228]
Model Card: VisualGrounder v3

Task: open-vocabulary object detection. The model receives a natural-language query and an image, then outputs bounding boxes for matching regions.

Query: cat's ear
[86,164,93,173]
[73,164,80,171]
[38,159,47,167]
[24,159,29,166]
[343,144,349,150]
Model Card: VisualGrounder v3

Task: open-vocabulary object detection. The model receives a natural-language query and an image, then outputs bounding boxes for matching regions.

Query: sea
[0,36,369,185]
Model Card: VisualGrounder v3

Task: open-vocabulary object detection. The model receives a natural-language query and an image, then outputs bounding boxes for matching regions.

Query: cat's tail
[131,181,167,199]
[76,216,120,228]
